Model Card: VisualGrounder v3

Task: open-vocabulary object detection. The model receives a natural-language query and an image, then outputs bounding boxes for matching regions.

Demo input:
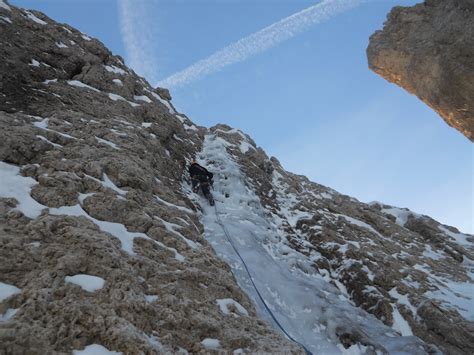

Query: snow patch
[156,217,199,249]
[381,207,416,227]
[0,16,12,23]
[438,225,472,247]
[147,90,175,114]
[49,204,184,260]
[422,245,444,260]
[0,282,21,302]
[43,79,58,84]
[24,10,47,25]
[95,136,120,150]
[112,79,123,86]
[201,338,221,349]
[0,1,11,11]
[65,274,105,292]
[134,95,152,103]
[155,195,193,214]
[391,305,413,336]
[67,80,100,93]
[108,93,140,107]
[73,344,121,355]
[0,308,18,322]
[104,65,126,75]
[81,34,92,41]
[0,162,45,219]
[29,59,40,67]
[102,173,127,195]
[337,214,385,239]
[55,41,68,48]
[389,287,418,319]
[145,295,159,303]
[33,117,76,139]
[36,135,62,148]
[239,140,255,154]
[216,298,249,316]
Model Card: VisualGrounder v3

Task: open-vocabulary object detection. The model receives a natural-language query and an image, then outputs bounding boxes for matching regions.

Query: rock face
[0,3,299,354]
[0,1,473,354]
[367,0,474,141]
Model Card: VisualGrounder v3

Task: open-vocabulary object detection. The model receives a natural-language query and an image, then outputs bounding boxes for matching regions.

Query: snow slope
[187,134,433,354]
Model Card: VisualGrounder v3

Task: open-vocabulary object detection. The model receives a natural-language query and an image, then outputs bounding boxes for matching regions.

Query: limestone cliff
[367,0,474,141]
[1,1,473,354]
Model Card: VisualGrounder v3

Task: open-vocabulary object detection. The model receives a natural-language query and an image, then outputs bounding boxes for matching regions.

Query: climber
[189,159,215,206]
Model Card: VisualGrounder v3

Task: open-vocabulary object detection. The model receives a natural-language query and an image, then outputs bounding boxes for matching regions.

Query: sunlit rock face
[1,1,473,354]
[367,0,474,142]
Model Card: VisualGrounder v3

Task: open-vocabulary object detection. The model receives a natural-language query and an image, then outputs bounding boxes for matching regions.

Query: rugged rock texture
[367,0,474,141]
[1,1,473,354]
[0,2,299,354]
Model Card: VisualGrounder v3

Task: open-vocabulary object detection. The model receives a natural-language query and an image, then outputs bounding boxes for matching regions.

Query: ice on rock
[188,133,433,354]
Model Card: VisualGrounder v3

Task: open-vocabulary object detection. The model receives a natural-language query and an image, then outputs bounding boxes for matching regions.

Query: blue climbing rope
[213,204,313,355]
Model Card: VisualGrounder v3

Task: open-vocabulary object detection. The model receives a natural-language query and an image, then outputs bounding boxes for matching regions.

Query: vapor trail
[157,0,364,89]
[118,0,160,84]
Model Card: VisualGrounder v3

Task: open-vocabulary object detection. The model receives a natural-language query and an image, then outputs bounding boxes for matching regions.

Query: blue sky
[13,0,473,233]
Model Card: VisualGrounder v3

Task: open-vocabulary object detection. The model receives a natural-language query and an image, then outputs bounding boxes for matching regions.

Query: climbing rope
[213,204,313,355]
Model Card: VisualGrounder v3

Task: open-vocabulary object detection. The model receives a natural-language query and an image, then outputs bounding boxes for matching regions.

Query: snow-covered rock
[65,274,105,292]
[0,1,472,354]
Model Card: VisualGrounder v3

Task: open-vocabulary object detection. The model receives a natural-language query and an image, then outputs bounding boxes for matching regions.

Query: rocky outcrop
[0,2,299,353]
[1,1,473,354]
[367,0,474,141]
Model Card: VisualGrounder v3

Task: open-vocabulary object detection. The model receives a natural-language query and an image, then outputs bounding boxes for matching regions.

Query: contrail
[118,0,160,84]
[157,0,365,89]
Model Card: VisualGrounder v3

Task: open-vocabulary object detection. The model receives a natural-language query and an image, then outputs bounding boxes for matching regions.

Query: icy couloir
[187,125,473,354]
[188,133,441,354]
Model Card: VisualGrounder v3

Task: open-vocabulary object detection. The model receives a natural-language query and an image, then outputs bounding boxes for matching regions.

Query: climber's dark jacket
[189,163,213,185]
